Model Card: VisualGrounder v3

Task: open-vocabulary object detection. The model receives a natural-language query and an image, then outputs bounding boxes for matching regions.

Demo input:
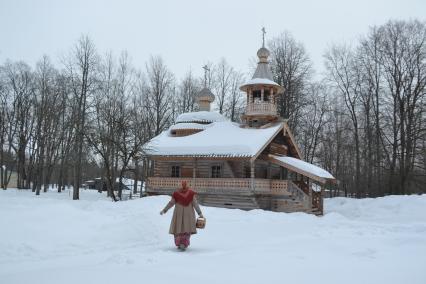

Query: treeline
[269,19,426,197]
[0,36,245,199]
[1,19,425,199]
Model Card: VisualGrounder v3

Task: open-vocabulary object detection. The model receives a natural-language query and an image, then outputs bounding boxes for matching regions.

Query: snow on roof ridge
[242,78,280,87]
[175,111,228,124]
[169,122,210,132]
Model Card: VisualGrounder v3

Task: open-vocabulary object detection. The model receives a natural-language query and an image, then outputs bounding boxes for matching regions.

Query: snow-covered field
[1,189,425,284]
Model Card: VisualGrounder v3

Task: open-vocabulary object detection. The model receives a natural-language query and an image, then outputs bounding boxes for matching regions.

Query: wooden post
[267,162,271,179]
[307,178,312,208]
[261,88,264,102]
[248,89,253,113]
[141,158,147,198]
[193,158,197,189]
[250,160,255,192]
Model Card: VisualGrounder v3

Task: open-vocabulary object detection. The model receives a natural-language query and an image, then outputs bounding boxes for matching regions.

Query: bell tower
[240,28,283,127]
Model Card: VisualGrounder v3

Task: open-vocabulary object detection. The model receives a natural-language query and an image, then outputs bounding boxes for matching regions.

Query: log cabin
[144,42,335,215]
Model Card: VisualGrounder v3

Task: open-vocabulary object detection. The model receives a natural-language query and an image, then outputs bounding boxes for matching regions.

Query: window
[252,90,261,102]
[211,165,222,178]
[171,165,180,177]
[263,89,270,101]
[244,166,251,178]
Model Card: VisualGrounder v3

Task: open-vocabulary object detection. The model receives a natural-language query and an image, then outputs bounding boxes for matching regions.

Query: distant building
[83,178,131,192]
[5,171,18,188]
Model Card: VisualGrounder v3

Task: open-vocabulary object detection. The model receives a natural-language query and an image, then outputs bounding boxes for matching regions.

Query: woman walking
[160,180,204,250]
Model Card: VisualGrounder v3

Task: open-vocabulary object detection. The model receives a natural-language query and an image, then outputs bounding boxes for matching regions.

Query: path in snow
[0,189,425,284]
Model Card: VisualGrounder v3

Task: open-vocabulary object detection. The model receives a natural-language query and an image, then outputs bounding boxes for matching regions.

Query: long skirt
[174,233,191,247]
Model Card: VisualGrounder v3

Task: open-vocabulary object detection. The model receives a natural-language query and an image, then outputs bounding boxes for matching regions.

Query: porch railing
[147,177,296,196]
[245,102,277,115]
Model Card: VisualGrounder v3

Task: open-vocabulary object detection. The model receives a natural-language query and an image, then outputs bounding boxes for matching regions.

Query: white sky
[0,0,425,80]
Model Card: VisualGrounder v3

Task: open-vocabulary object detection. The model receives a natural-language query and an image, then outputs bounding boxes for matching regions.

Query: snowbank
[0,189,425,284]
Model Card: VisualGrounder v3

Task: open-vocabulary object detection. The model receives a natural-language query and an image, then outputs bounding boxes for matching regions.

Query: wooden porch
[146,177,323,214]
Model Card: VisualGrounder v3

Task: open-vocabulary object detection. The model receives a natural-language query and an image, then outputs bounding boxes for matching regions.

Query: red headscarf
[173,181,196,206]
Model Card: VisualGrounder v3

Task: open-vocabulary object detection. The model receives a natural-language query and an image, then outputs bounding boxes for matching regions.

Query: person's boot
[178,244,186,251]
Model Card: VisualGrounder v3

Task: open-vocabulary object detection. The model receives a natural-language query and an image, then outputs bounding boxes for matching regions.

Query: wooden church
[144,39,335,215]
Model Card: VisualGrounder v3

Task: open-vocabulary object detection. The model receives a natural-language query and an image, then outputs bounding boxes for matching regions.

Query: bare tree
[145,56,174,136]
[65,35,98,200]
[299,82,329,164]
[213,58,233,114]
[269,31,313,133]
[32,56,61,194]
[178,70,200,113]
[325,44,363,197]
[2,61,35,189]
[224,70,245,122]
[378,20,426,194]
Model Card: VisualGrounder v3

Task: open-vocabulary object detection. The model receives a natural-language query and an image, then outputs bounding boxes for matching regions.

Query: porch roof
[268,155,335,184]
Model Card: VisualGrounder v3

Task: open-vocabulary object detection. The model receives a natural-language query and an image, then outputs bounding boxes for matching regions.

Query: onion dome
[196,87,215,103]
[196,87,215,111]
[257,47,270,63]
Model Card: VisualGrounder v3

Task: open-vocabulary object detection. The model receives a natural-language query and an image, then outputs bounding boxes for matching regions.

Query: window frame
[263,89,270,102]
[252,89,261,101]
[211,164,222,178]
[171,165,181,177]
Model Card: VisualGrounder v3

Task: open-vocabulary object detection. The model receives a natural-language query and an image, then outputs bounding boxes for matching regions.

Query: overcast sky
[0,0,425,80]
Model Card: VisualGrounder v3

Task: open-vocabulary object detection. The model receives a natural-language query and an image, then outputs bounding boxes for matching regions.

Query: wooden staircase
[198,180,323,215]
[311,190,323,215]
[197,194,259,210]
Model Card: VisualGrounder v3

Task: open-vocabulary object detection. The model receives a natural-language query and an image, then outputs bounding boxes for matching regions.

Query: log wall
[154,159,239,178]
[153,159,282,180]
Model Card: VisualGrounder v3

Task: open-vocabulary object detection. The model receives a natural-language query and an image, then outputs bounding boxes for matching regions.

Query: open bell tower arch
[240,28,284,128]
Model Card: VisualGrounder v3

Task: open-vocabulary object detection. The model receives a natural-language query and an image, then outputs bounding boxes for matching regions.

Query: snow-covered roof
[240,78,281,90]
[239,46,284,92]
[253,62,274,81]
[175,111,227,124]
[145,121,284,158]
[170,122,210,131]
[269,155,335,184]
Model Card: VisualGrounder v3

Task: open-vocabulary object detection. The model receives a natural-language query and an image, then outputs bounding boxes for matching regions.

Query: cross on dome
[202,64,210,88]
[262,27,266,47]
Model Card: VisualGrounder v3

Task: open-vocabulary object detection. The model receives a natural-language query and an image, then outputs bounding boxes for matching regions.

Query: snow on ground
[0,189,425,284]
